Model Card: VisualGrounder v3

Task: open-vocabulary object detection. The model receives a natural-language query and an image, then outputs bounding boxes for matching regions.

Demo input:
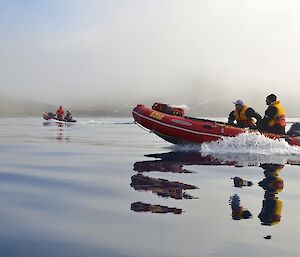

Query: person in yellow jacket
[259,94,286,134]
[228,100,262,128]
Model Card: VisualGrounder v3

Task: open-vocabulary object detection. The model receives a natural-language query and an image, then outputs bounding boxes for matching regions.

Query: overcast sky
[1,0,300,111]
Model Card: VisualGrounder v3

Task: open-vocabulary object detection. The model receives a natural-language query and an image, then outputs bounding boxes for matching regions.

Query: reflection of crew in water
[231,177,253,187]
[130,173,197,200]
[258,164,284,226]
[56,122,64,140]
[131,202,182,215]
[55,123,71,141]
[229,194,252,220]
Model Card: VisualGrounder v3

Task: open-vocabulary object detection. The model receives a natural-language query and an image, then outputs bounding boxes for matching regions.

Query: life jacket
[232,207,251,220]
[172,107,185,117]
[259,197,282,225]
[234,105,255,127]
[268,101,286,127]
[65,112,72,119]
[56,107,64,116]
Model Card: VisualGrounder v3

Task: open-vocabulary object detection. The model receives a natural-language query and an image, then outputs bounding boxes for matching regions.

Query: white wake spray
[168,131,300,166]
[171,104,189,111]
[201,131,300,155]
[80,120,134,125]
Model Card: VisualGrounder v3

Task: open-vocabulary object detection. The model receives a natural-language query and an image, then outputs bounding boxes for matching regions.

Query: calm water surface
[0,117,300,257]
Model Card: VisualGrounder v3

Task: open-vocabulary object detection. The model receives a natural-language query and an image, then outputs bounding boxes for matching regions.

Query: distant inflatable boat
[43,112,77,123]
[132,104,300,147]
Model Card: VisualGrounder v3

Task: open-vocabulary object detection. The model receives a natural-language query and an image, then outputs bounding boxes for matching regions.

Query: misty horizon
[1,1,300,116]
[1,93,300,118]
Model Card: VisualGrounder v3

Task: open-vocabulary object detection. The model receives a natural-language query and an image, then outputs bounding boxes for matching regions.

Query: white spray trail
[169,131,300,167]
[201,131,300,155]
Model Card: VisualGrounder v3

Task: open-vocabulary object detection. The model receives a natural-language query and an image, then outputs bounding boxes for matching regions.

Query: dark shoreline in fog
[1,95,299,118]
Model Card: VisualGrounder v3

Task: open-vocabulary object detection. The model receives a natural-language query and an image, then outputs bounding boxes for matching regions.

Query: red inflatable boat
[132,104,300,146]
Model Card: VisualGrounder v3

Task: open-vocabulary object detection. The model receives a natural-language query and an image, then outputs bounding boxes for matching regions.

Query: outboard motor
[287,122,300,136]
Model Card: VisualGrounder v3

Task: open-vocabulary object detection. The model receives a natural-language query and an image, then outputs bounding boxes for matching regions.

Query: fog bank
[1,1,300,116]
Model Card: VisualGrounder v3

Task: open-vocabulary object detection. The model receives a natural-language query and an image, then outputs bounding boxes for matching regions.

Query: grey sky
[1,0,300,112]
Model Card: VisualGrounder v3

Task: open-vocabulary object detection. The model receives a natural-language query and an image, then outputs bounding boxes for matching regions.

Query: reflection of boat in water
[131,202,182,214]
[132,150,291,230]
[134,151,236,174]
[135,151,300,171]
[42,122,71,141]
[131,151,202,214]
[134,160,192,173]
[145,152,235,165]
[43,120,75,127]
[136,150,300,175]
[131,173,197,200]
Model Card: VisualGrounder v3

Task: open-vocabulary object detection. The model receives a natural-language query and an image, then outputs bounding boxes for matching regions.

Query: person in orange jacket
[56,106,65,121]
